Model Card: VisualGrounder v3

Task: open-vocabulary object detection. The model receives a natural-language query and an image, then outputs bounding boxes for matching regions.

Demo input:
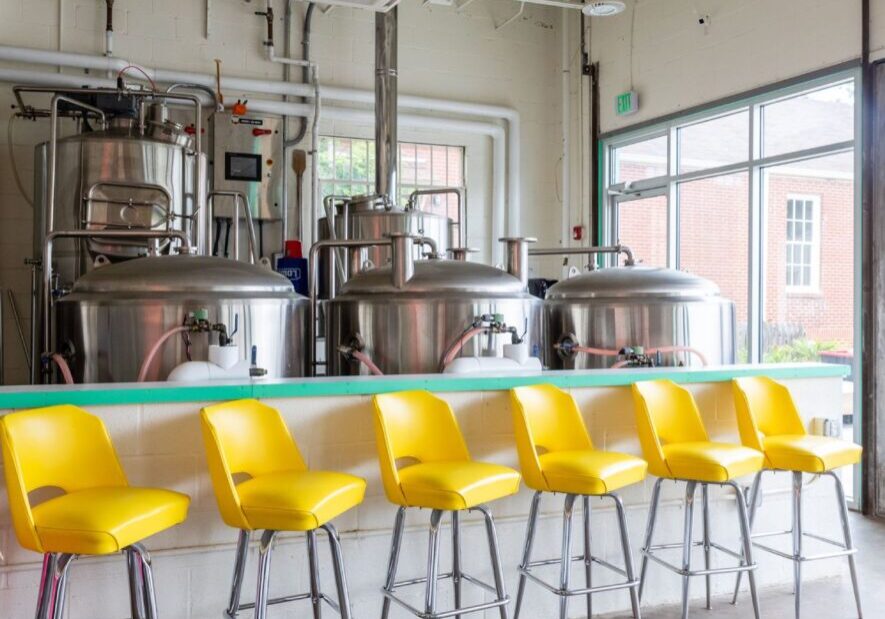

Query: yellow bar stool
[372,390,521,619]
[632,380,764,619]
[0,405,190,619]
[200,399,367,619]
[730,376,863,619]
[510,384,648,619]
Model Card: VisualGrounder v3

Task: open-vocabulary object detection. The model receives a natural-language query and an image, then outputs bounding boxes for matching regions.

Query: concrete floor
[603,512,885,618]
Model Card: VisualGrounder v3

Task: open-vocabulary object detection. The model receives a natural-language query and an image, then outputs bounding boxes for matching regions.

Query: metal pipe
[407,187,465,246]
[208,191,259,264]
[389,233,415,289]
[500,237,538,288]
[529,243,636,266]
[7,289,30,376]
[166,82,222,111]
[308,238,394,375]
[42,229,191,383]
[375,8,398,209]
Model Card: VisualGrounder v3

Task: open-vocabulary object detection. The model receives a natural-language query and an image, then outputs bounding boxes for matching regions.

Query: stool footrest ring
[231,591,340,615]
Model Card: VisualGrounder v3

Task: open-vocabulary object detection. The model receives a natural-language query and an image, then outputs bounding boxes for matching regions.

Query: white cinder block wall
[0,0,565,385]
[0,378,849,617]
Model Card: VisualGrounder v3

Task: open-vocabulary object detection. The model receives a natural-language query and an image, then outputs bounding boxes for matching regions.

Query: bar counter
[0,363,852,618]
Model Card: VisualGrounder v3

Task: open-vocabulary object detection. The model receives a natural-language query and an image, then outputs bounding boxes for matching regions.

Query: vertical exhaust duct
[375,9,398,209]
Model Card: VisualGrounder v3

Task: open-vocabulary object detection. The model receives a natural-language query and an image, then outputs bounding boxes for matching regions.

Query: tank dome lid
[69,255,298,297]
[338,259,530,297]
[546,265,722,300]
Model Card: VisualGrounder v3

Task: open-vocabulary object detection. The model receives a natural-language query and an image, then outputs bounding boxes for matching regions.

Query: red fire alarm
[572,225,584,242]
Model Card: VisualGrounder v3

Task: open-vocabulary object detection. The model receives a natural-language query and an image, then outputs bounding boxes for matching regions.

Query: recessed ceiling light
[582,1,627,17]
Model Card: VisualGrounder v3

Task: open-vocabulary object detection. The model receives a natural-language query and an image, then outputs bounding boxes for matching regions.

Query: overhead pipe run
[375,8,399,209]
[0,43,522,240]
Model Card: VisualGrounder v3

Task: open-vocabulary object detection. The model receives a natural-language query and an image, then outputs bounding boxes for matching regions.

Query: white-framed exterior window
[317,136,466,227]
[785,194,821,292]
[599,69,862,507]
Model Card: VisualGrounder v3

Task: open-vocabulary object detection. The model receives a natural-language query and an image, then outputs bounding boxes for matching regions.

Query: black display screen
[225,152,262,182]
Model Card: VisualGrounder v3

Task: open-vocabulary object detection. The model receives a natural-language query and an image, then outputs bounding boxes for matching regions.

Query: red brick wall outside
[615,162,855,356]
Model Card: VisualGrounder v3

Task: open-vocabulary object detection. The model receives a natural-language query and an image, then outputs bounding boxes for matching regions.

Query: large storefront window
[602,72,861,503]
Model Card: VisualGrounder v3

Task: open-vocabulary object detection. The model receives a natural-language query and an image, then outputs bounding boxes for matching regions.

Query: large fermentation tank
[544,266,736,369]
[33,118,206,288]
[56,255,308,382]
[324,236,540,376]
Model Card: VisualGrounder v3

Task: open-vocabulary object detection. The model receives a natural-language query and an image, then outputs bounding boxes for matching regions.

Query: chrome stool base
[224,523,354,619]
[732,470,863,619]
[35,543,157,619]
[638,478,761,619]
[380,505,510,619]
[513,491,641,619]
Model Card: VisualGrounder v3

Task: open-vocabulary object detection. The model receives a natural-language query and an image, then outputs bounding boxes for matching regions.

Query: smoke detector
[582,1,626,16]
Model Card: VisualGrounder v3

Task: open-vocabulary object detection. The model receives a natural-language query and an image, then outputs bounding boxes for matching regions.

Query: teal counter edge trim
[0,363,848,409]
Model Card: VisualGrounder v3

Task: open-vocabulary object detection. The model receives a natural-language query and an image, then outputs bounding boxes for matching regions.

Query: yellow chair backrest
[510,384,593,490]
[631,380,709,477]
[200,399,306,529]
[372,390,470,505]
[732,377,806,452]
[0,405,128,553]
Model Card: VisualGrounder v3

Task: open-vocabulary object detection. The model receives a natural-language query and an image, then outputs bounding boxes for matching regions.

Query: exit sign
[616,91,639,116]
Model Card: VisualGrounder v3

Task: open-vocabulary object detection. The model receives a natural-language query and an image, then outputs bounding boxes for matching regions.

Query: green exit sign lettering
[616,91,639,116]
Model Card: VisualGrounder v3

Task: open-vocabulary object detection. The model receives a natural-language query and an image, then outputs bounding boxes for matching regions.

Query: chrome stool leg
[514,492,541,619]
[452,511,462,619]
[611,494,642,619]
[583,496,592,619]
[48,553,76,619]
[307,530,324,619]
[35,554,55,619]
[731,471,762,605]
[425,510,445,617]
[254,530,278,619]
[225,530,251,618]
[474,505,509,619]
[830,471,863,618]
[380,507,406,619]
[792,471,803,618]
[127,547,147,619]
[729,480,760,619]
[680,481,697,619]
[323,523,354,619]
[132,543,159,619]
[639,478,663,600]
[559,494,578,619]
[702,485,712,610]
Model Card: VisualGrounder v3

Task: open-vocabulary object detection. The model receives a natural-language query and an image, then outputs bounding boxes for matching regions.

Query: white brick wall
[0,377,853,618]
[0,0,566,385]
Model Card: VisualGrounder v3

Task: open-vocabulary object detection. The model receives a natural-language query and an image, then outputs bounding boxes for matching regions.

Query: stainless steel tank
[33,119,206,288]
[323,235,541,376]
[56,255,308,382]
[543,265,736,369]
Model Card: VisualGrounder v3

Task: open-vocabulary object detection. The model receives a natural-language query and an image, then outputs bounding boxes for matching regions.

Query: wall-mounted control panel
[211,112,283,220]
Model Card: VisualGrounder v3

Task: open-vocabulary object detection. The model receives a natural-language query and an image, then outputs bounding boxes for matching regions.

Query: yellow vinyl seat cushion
[31,486,189,556]
[762,435,862,473]
[662,442,764,483]
[397,460,520,511]
[236,470,366,531]
[537,449,648,495]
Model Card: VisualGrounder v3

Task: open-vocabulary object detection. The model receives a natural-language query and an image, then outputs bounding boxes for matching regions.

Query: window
[317,136,465,227]
[785,195,820,291]
[602,72,860,503]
